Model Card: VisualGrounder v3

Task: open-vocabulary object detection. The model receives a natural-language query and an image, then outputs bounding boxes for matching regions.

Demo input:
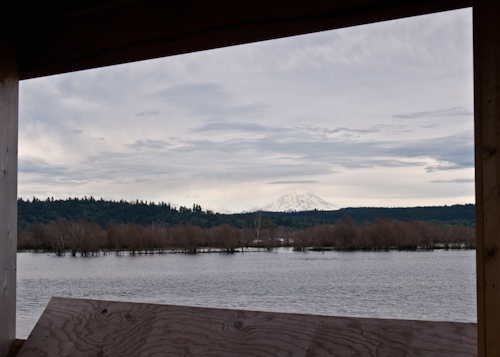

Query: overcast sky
[18,8,474,213]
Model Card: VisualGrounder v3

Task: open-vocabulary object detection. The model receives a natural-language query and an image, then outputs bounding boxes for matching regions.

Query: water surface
[17,249,476,339]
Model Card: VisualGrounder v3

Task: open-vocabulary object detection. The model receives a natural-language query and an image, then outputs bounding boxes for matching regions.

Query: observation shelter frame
[1,0,498,355]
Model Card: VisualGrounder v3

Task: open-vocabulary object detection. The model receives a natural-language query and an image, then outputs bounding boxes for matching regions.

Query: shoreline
[17,244,476,256]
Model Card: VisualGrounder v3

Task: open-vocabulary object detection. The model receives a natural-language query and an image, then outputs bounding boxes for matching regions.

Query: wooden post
[0,32,18,357]
[474,0,500,356]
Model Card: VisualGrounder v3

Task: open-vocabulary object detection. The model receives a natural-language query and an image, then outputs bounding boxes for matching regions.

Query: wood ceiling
[2,0,471,80]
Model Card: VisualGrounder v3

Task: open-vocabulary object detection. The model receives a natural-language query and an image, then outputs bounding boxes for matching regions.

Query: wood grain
[473,0,500,355]
[0,31,18,357]
[308,314,477,356]
[18,297,477,356]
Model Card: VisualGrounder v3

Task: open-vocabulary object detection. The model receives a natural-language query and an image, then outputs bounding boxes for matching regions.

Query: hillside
[18,197,475,229]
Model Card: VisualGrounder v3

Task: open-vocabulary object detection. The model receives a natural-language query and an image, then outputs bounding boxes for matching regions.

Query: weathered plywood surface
[473,0,500,356]
[0,32,19,357]
[308,314,477,356]
[1,0,471,79]
[18,297,477,356]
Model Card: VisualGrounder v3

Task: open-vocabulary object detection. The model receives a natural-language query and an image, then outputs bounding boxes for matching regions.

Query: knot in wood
[234,321,243,329]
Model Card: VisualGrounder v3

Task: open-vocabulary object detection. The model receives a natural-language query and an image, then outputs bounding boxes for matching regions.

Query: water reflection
[17,249,476,338]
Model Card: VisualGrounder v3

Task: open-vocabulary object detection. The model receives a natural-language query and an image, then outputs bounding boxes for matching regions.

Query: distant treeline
[18,197,475,230]
[18,216,475,256]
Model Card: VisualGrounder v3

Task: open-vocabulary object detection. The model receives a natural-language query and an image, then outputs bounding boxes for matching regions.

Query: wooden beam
[18,297,477,356]
[1,0,471,80]
[474,0,500,356]
[0,33,19,357]
[7,340,25,357]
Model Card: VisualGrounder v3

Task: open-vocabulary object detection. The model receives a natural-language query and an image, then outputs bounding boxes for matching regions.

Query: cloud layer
[18,8,474,212]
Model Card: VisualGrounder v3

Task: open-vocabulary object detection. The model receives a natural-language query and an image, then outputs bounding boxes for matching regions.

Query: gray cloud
[392,132,474,171]
[146,83,227,118]
[250,131,473,172]
[325,127,379,134]
[194,122,289,133]
[430,178,475,183]
[135,109,159,117]
[19,126,474,204]
[268,180,319,184]
[300,125,380,135]
[149,83,269,118]
[118,129,474,178]
[128,139,170,150]
[19,158,69,176]
[394,106,473,119]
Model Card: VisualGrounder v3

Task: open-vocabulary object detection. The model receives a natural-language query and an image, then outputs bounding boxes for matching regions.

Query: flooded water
[17,249,476,338]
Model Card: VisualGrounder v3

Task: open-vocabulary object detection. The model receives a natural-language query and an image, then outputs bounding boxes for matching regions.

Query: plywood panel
[308,315,477,356]
[473,0,500,356]
[18,297,477,356]
[0,32,19,357]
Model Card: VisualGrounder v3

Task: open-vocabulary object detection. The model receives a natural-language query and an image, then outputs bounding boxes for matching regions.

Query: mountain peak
[261,192,339,212]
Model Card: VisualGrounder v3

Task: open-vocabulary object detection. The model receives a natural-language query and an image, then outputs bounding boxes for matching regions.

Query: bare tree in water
[253,210,265,243]
[265,219,278,251]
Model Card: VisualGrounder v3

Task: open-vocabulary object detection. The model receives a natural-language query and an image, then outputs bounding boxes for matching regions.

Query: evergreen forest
[17,197,476,255]
[18,197,475,230]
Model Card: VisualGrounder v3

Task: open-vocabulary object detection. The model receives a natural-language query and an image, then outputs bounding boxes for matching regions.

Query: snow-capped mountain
[261,192,339,212]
